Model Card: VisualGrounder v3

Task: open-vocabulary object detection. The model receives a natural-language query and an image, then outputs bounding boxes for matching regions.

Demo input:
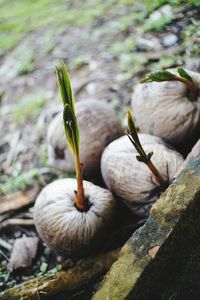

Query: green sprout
[141,67,198,100]
[126,109,165,187]
[55,62,87,211]
[39,262,48,274]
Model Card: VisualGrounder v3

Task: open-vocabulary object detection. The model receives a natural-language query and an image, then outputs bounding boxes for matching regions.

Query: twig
[0,249,9,261]
[0,238,12,251]
[0,219,35,232]
[5,131,21,166]
[0,248,120,300]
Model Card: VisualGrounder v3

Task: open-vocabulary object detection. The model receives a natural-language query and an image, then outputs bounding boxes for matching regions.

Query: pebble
[162,34,178,47]
[149,4,173,22]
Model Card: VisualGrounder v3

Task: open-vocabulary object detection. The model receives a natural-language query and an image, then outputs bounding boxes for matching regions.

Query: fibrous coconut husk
[101,134,184,217]
[47,99,123,174]
[132,69,200,150]
[34,178,116,258]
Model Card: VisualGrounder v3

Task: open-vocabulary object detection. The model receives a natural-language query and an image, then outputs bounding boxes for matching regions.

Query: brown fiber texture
[101,134,184,216]
[132,69,200,147]
[34,178,116,257]
[47,100,123,174]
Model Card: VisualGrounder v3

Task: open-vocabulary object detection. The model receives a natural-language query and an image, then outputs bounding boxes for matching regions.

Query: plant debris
[0,187,38,214]
[7,236,39,273]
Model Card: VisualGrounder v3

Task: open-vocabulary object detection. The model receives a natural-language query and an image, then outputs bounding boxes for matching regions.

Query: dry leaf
[8,236,39,272]
[0,187,38,215]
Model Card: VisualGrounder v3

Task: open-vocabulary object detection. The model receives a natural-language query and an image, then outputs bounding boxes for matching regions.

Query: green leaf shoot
[39,262,48,274]
[177,67,193,83]
[55,62,86,211]
[141,67,198,101]
[141,70,176,83]
[55,62,75,112]
[136,155,146,163]
[127,109,147,159]
[63,104,80,156]
[126,109,165,186]
[55,62,80,158]
[127,109,140,145]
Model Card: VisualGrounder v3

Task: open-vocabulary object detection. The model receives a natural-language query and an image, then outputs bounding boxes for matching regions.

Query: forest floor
[0,0,200,298]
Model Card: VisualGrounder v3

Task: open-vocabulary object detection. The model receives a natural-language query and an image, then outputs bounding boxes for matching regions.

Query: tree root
[0,248,120,300]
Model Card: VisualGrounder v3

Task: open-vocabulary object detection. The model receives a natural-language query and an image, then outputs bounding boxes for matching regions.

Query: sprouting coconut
[34,63,116,258]
[47,101,123,174]
[101,110,184,219]
[132,67,200,151]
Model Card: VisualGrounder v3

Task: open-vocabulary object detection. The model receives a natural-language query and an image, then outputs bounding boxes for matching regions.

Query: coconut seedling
[101,110,184,219]
[47,82,123,175]
[34,63,116,257]
[132,67,200,150]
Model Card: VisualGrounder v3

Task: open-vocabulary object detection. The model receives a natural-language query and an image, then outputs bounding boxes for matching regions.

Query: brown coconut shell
[47,100,123,174]
[34,178,116,258]
[132,69,200,149]
[101,134,184,217]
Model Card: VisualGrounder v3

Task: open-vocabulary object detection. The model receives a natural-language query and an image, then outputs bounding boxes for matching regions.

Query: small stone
[149,4,173,22]
[162,34,178,47]
[148,245,160,259]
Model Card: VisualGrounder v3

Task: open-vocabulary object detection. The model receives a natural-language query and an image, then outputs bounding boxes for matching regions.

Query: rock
[148,5,173,23]
[92,140,200,300]
[176,139,200,177]
[162,34,178,47]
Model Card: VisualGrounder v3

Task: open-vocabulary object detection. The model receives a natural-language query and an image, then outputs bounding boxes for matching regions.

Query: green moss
[118,53,148,79]
[151,56,183,71]
[0,0,106,55]
[182,20,200,56]
[0,166,75,195]
[143,14,172,32]
[10,92,51,125]
[15,50,35,75]
[0,168,44,194]
[109,38,136,58]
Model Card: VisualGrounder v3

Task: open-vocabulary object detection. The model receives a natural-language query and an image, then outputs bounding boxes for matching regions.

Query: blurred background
[0,0,200,195]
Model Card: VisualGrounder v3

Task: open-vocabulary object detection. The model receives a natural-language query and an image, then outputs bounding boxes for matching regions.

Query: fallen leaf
[0,187,38,215]
[7,236,39,272]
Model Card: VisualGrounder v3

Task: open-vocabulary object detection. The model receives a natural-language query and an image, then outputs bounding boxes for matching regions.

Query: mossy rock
[93,144,200,300]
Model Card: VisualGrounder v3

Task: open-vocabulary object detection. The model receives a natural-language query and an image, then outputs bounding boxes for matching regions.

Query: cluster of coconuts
[34,64,199,258]
[101,68,200,219]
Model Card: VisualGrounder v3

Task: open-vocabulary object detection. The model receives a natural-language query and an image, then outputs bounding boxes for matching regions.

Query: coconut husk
[47,100,123,174]
[101,134,184,217]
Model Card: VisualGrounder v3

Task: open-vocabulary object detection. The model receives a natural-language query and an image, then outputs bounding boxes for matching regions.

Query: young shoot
[55,62,87,211]
[141,67,198,100]
[126,109,165,187]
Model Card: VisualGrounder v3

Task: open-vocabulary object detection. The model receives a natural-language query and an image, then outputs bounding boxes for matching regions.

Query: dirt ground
[0,0,200,298]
